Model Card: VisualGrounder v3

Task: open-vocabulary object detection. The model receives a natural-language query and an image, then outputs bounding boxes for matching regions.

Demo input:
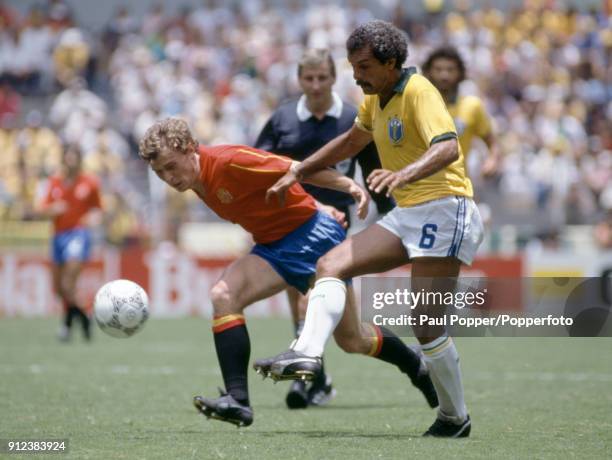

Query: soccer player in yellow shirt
[255,20,483,438]
[422,46,500,177]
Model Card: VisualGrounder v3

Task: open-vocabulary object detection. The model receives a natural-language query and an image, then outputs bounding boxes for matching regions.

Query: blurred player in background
[422,46,500,178]
[139,118,437,428]
[257,20,483,438]
[255,48,394,409]
[38,145,103,342]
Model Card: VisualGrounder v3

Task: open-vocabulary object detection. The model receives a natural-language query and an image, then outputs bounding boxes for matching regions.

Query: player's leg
[52,234,72,341]
[255,223,409,379]
[296,289,336,407]
[284,287,310,408]
[332,285,438,408]
[284,287,336,408]
[399,197,483,437]
[286,287,304,337]
[53,263,73,341]
[292,223,409,357]
[57,229,93,340]
[411,257,471,437]
[194,254,287,427]
[60,259,91,340]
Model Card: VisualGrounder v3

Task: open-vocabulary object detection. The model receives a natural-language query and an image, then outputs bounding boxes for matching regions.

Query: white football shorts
[376,196,484,265]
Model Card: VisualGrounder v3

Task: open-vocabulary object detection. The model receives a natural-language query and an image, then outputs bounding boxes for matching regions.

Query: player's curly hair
[139,118,197,161]
[346,20,408,69]
[422,46,466,82]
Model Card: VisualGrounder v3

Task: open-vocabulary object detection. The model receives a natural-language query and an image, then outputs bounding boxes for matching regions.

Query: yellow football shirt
[355,67,473,207]
[447,95,492,161]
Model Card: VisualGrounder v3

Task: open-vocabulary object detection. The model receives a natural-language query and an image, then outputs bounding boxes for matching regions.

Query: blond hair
[138,118,197,161]
[297,48,336,78]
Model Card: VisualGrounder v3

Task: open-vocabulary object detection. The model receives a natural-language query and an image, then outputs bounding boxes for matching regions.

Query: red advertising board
[0,246,523,317]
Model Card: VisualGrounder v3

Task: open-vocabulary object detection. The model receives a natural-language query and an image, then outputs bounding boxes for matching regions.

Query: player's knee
[209,282,233,313]
[316,252,347,279]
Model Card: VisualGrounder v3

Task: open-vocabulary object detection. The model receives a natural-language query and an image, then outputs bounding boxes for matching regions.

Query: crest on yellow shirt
[216,188,233,204]
[388,116,404,144]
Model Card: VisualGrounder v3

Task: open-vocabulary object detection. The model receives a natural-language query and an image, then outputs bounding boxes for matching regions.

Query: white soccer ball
[94,279,149,338]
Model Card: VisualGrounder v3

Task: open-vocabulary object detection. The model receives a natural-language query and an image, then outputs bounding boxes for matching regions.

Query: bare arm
[480,132,501,177]
[297,125,373,178]
[300,164,371,219]
[265,125,372,208]
[368,138,459,197]
[35,199,67,218]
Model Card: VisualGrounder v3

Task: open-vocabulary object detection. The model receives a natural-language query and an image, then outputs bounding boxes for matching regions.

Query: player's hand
[265,170,298,207]
[367,169,408,198]
[481,155,499,178]
[47,200,68,217]
[316,202,347,229]
[349,183,370,220]
[80,210,103,229]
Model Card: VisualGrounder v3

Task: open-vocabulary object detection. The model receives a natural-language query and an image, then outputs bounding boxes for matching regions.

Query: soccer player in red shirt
[38,145,103,341]
[138,118,437,427]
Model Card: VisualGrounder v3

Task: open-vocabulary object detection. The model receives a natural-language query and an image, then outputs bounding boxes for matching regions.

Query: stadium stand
[0,0,610,251]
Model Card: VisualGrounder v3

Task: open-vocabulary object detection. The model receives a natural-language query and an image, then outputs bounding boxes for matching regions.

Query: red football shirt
[42,174,102,233]
[196,145,317,244]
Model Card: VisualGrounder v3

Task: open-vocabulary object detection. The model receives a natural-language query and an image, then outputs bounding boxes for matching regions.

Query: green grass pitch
[1,317,611,459]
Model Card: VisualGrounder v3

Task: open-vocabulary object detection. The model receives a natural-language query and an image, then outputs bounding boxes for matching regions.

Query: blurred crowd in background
[0,0,610,250]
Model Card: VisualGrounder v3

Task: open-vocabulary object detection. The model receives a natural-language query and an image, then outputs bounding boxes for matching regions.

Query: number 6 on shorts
[418,223,437,249]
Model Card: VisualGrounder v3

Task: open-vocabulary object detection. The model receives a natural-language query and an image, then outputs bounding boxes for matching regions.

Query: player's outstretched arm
[265,125,372,207]
[367,138,459,197]
[303,166,370,220]
[480,132,501,178]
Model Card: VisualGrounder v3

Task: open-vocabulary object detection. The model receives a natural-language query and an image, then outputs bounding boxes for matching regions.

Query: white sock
[422,335,468,424]
[292,277,346,357]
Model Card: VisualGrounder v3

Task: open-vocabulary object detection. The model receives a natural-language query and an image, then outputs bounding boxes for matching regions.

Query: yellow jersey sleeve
[412,89,458,146]
[355,96,374,132]
[473,98,492,139]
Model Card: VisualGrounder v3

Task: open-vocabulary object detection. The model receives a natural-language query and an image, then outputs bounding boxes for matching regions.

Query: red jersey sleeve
[226,147,293,186]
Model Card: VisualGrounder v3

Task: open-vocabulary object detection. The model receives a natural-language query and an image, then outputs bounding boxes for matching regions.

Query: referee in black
[255,48,393,410]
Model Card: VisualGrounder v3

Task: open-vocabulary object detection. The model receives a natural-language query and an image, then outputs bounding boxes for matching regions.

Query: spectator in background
[49,77,107,146]
[53,27,90,87]
[19,6,54,94]
[0,0,609,253]
[0,114,21,218]
[255,48,394,409]
[19,110,62,176]
[0,111,61,220]
[0,1,17,28]
[103,6,137,53]
[83,130,124,188]
[0,26,42,93]
[37,145,103,342]
[81,121,129,159]
[103,189,142,247]
[0,81,21,121]
[45,0,73,31]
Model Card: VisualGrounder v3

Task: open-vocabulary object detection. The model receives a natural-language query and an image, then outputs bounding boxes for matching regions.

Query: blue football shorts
[52,228,92,264]
[251,211,347,294]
